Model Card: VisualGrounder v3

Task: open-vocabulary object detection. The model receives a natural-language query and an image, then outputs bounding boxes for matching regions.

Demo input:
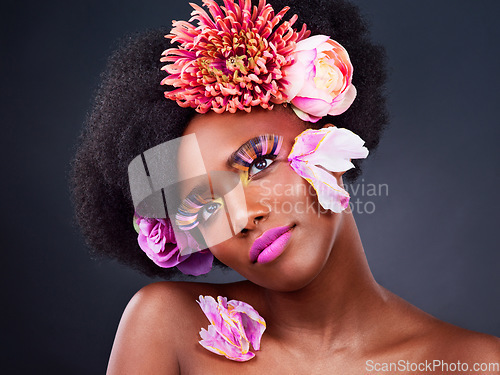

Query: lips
[249,224,295,264]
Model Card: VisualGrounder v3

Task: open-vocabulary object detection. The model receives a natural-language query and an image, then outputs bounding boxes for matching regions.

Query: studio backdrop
[2,0,499,373]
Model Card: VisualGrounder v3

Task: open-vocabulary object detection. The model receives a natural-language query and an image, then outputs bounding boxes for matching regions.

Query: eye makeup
[230,134,283,173]
[175,193,223,231]
[175,133,284,231]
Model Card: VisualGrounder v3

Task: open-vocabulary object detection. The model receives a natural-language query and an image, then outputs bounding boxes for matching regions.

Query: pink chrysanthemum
[160,0,310,114]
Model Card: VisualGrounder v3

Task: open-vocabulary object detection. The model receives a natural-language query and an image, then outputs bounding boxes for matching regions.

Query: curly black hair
[69,0,388,279]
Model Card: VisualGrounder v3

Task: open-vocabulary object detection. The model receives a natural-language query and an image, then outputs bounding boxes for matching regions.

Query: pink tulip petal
[303,164,350,213]
[228,300,267,351]
[199,326,255,361]
[198,296,226,331]
[198,296,245,349]
[287,127,368,212]
[301,126,369,172]
[289,160,349,212]
[197,295,266,361]
[288,128,330,158]
[288,159,319,188]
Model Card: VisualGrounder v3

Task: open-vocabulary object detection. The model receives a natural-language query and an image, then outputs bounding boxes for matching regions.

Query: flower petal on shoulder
[228,300,266,351]
[197,295,220,326]
[199,325,255,361]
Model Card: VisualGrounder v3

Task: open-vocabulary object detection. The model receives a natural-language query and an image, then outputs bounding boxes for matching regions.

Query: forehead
[177,107,306,174]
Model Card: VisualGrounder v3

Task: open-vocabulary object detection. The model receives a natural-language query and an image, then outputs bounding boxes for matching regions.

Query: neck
[260,211,386,346]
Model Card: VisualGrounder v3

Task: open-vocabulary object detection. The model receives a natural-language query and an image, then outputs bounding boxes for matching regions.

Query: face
[176,107,345,292]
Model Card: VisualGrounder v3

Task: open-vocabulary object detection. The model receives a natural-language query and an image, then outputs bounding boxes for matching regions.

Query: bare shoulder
[380,290,500,365]
[106,281,231,375]
[430,320,500,362]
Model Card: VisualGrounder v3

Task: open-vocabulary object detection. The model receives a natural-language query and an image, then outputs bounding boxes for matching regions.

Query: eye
[248,156,275,178]
[199,199,223,223]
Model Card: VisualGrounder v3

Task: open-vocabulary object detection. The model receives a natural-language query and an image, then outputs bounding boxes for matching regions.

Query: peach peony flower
[283,35,357,123]
[198,295,266,361]
[287,126,368,213]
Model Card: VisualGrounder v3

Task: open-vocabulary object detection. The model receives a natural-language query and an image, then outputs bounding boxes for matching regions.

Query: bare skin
[107,108,500,374]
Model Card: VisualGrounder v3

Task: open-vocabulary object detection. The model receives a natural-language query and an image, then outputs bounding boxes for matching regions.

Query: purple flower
[134,214,213,276]
[198,295,266,361]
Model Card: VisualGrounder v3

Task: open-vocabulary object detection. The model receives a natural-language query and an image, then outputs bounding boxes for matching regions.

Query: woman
[70,0,500,373]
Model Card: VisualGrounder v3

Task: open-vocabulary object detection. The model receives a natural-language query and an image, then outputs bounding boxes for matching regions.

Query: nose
[205,170,271,236]
[239,193,271,234]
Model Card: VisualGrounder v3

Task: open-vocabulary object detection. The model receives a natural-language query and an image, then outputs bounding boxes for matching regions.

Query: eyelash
[175,134,283,231]
[231,134,283,179]
[175,194,223,231]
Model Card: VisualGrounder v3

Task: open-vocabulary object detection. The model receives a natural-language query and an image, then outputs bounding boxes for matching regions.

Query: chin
[247,254,329,293]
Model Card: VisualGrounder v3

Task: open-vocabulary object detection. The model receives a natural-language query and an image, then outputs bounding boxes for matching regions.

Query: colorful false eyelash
[231,134,283,173]
[176,134,283,231]
[176,193,223,231]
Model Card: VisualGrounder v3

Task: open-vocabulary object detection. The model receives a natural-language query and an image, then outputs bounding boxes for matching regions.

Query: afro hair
[69,0,388,279]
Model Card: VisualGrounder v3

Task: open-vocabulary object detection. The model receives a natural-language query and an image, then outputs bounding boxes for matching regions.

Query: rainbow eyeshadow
[175,193,209,231]
[175,192,224,231]
[230,134,283,173]
[175,134,283,231]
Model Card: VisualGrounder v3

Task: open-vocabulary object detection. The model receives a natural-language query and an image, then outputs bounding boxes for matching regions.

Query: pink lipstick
[249,224,295,264]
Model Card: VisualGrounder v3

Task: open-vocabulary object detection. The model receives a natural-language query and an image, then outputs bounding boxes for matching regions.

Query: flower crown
[160,0,356,123]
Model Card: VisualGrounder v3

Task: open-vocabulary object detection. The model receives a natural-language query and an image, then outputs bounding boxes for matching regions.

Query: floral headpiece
[160,0,356,123]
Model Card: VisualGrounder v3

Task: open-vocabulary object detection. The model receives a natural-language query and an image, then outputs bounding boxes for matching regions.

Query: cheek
[258,161,323,216]
[196,161,335,274]
[197,214,245,266]
[203,237,244,269]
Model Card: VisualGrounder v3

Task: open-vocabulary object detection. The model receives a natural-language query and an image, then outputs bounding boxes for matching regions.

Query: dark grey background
[2,0,499,373]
